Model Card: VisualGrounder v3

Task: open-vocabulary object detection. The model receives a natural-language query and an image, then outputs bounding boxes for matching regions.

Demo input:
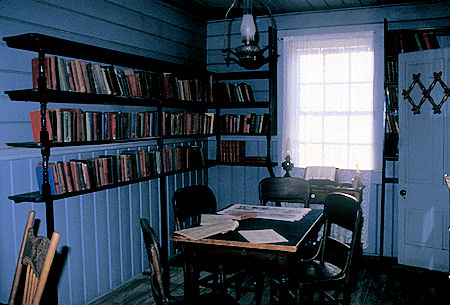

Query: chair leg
[253,272,265,305]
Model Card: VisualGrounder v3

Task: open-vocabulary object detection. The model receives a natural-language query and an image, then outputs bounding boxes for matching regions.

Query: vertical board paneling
[94,190,110,295]
[106,188,121,289]
[118,186,132,282]
[81,193,98,302]
[130,183,142,278]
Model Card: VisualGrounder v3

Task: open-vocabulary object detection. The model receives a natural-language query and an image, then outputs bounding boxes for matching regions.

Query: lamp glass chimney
[240,0,255,44]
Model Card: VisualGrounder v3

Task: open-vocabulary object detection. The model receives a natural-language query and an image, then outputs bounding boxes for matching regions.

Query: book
[30,110,53,142]
[174,220,239,240]
[35,164,58,195]
[304,166,338,183]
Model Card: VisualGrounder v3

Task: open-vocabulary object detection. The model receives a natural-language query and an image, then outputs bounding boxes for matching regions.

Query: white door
[397,48,449,272]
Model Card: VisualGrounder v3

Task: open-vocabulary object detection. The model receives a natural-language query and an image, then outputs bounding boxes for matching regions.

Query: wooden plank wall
[0,1,206,304]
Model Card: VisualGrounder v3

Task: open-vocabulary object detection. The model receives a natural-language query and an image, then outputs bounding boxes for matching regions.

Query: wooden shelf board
[8,163,215,203]
[5,89,213,109]
[217,102,270,108]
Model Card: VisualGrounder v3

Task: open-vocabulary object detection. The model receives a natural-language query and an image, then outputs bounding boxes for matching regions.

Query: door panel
[398,48,449,272]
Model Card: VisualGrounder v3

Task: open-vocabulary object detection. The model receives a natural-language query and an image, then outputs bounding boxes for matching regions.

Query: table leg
[278,273,290,305]
[184,261,199,303]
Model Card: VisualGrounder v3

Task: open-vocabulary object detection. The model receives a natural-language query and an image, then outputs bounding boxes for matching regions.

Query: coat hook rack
[402,72,449,114]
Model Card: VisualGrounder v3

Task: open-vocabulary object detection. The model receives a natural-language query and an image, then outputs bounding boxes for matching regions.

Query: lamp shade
[241,14,256,43]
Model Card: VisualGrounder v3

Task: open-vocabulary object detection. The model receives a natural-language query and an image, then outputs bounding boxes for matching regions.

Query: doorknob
[400,189,406,196]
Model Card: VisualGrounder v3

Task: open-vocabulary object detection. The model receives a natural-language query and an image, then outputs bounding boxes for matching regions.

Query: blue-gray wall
[206,2,450,257]
[1,1,450,304]
[0,1,206,304]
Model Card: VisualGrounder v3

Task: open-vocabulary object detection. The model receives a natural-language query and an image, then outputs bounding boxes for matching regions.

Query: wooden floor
[87,256,449,305]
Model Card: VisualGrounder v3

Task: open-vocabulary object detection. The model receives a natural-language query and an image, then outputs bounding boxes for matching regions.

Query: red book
[63,162,74,193]
[31,57,51,89]
[57,161,67,194]
[30,110,53,142]
[65,60,75,91]
[70,61,81,92]
[80,60,91,93]
[421,32,432,50]
[70,161,81,192]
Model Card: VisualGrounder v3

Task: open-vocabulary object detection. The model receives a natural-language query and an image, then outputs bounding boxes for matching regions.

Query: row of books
[386,31,440,55]
[160,112,215,136]
[32,56,214,102]
[385,60,398,83]
[30,108,217,143]
[219,113,270,134]
[31,109,158,143]
[218,141,246,164]
[386,112,399,134]
[215,82,255,104]
[36,146,205,195]
[385,86,399,110]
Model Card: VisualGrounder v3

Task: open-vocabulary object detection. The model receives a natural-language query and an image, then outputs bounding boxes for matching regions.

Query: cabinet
[213,27,277,177]
[381,19,449,256]
[3,33,214,248]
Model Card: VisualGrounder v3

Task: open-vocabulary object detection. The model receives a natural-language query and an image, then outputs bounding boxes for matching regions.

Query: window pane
[300,143,323,166]
[349,145,373,170]
[325,84,349,112]
[349,115,373,144]
[351,84,373,111]
[325,53,348,83]
[300,84,323,111]
[300,54,323,82]
[323,144,348,168]
[351,51,373,82]
[300,114,323,143]
[324,115,348,143]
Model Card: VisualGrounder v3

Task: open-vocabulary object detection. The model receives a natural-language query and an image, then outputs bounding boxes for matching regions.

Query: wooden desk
[171,208,324,304]
[309,183,364,204]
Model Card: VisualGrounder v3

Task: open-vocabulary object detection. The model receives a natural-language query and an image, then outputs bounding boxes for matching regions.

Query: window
[282,32,374,170]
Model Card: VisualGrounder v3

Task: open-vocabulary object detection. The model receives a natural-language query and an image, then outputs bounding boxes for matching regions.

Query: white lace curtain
[281,32,375,248]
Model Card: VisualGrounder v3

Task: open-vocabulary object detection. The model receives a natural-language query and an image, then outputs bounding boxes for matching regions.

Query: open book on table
[304,166,338,185]
[174,214,239,240]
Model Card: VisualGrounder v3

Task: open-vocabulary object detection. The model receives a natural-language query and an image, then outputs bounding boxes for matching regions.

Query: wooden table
[171,208,324,304]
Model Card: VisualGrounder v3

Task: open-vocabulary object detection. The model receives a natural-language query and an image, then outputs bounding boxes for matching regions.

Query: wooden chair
[8,211,60,305]
[271,192,363,305]
[172,185,265,303]
[139,218,239,305]
[259,176,311,207]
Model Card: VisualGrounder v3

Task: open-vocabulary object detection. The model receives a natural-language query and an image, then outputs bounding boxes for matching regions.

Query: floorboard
[86,256,449,305]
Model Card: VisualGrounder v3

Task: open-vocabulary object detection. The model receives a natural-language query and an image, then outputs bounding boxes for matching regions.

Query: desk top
[171,209,323,253]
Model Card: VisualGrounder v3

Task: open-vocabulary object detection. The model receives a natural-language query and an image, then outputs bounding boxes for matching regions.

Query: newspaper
[218,204,311,222]
[239,229,288,244]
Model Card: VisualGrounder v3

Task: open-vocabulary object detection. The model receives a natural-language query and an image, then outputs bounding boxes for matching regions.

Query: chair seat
[293,260,344,285]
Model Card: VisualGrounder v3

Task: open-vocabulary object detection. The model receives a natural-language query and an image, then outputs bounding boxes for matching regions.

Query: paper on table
[218,204,311,222]
[200,214,233,225]
[174,220,239,240]
[239,229,288,244]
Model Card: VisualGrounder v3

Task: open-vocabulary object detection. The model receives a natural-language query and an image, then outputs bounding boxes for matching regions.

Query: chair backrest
[9,211,60,305]
[172,185,217,230]
[259,177,310,207]
[140,218,168,305]
[320,193,362,277]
